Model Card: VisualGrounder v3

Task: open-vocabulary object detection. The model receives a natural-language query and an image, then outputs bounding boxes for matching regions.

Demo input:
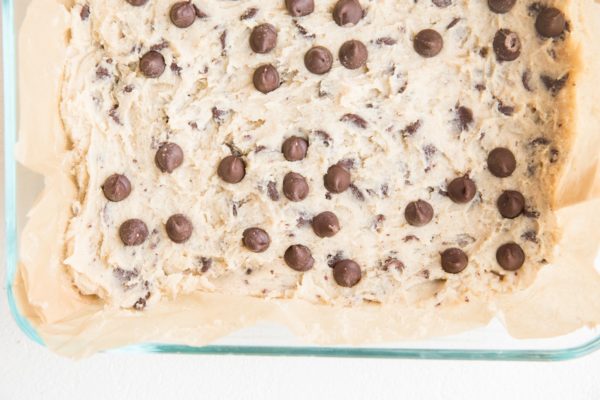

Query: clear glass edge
[3,0,600,360]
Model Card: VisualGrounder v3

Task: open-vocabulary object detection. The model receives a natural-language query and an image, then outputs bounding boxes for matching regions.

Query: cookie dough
[61,0,573,310]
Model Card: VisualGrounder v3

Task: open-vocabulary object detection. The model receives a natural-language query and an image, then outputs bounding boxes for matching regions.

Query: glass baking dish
[4,0,600,360]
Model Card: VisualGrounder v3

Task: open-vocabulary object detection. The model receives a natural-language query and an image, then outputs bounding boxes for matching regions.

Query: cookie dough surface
[62,0,573,310]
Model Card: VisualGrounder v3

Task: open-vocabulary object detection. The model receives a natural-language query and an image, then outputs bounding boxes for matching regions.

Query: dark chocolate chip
[339,40,368,70]
[166,214,193,243]
[218,155,246,184]
[125,0,148,6]
[441,248,468,274]
[541,74,569,95]
[324,165,351,194]
[170,2,196,28]
[414,29,443,58]
[405,200,434,227]
[155,143,183,173]
[497,190,525,219]
[284,245,315,271]
[487,0,515,14]
[140,51,166,78]
[496,242,525,271]
[312,211,341,238]
[488,147,516,178]
[304,46,333,75]
[457,106,473,131]
[340,113,367,129]
[267,181,280,201]
[80,5,90,20]
[432,0,451,7]
[493,29,521,61]
[243,227,271,252]
[119,219,149,246]
[240,7,259,20]
[447,176,477,204]
[250,23,277,54]
[282,136,308,161]
[253,64,280,93]
[332,0,363,27]
[333,259,362,287]
[102,174,131,202]
[536,7,566,38]
[375,37,397,46]
[285,0,314,17]
[283,172,309,201]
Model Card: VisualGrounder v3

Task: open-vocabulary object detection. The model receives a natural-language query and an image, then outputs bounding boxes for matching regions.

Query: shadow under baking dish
[4,0,600,360]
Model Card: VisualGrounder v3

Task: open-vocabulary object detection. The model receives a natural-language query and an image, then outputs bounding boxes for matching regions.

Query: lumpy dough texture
[62,0,573,310]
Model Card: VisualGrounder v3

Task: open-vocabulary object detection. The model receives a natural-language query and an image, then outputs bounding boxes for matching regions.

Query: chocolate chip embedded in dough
[432,0,451,7]
[487,0,516,14]
[414,29,443,58]
[284,245,315,271]
[332,0,364,27]
[126,0,148,6]
[170,1,196,28]
[253,64,280,93]
[441,248,468,274]
[312,211,341,238]
[536,7,566,38]
[242,227,271,252]
[155,143,184,173]
[283,172,309,201]
[447,176,477,204]
[304,46,334,75]
[493,29,521,61]
[119,219,149,246]
[285,0,314,17]
[457,106,473,131]
[139,51,166,78]
[488,147,517,178]
[496,242,525,271]
[282,136,308,161]
[250,23,278,54]
[102,174,132,202]
[497,190,525,219]
[333,259,362,287]
[217,155,246,183]
[324,165,351,194]
[166,214,193,243]
[339,40,368,70]
[405,200,434,227]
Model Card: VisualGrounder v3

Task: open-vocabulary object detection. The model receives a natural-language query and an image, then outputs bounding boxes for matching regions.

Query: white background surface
[1,4,599,400]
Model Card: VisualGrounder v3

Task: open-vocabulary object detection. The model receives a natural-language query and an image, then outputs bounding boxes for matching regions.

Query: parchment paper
[12,0,600,357]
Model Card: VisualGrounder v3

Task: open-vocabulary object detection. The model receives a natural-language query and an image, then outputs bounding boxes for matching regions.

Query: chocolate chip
[242,227,271,252]
[139,51,166,78]
[218,155,246,184]
[304,46,333,75]
[333,259,362,287]
[283,172,309,201]
[405,200,434,227]
[166,214,193,243]
[498,102,515,116]
[125,0,148,6]
[441,248,468,274]
[324,165,351,194]
[285,0,314,17]
[267,181,280,201]
[414,29,443,58]
[80,4,90,20]
[349,184,365,201]
[447,176,477,204]
[282,136,308,161]
[432,0,451,7]
[496,242,525,271]
[332,0,363,27]
[457,106,473,131]
[339,40,368,70]
[250,24,277,54]
[536,7,566,38]
[340,113,367,129]
[170,2,196,28]
[102,174,131,202]
[155,143,183,173]
[240,7,259,20]
[312,211,341,238]
[253,64,280,93]
[493,29,521,62]
[488,0,515,13]
[497,190,525,218]
[284,245,314,271]
[488,147,516,178]
[119,219,149,246]
[541,74,569,95]
[375,37,397,46]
